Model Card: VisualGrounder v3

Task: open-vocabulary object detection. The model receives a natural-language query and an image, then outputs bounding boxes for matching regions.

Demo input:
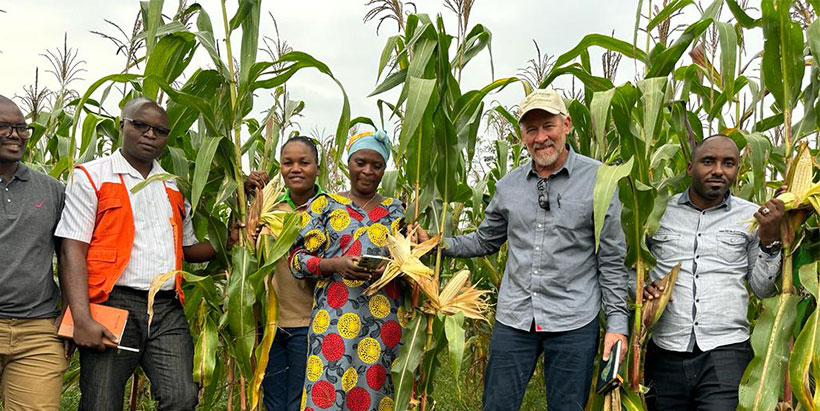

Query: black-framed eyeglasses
[124,118,170,138]
[537,178,550,211]
[0,122,34,139]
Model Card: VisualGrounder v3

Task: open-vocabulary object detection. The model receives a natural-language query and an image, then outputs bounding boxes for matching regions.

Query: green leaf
[370,70,407,97]
[726,0,760,28]
[540,63,614,91]
[190,136,223,212]
[444,312,466,391]
[193,313,218,387]
[392,314,427,411]
[744,132,772,204]
[591,88,616,149]
[593,158,634,251]
[377,35,400,80]
[554,34,647,69]
[143,0,164,54]
[647,0,695,31]
[738,293,801,411]
[237,0,261,85]
[398,76,436,156]
[761,0,805,111]
[130,173,180,194]
[638,77,667,156]
[789,304,820,411]
[226,246,258,378]
[143,32,197,100]
[646,18,713,78]
[716,22,738,96]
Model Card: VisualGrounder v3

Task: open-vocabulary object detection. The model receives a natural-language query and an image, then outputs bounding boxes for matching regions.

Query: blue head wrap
[346,130,391,163]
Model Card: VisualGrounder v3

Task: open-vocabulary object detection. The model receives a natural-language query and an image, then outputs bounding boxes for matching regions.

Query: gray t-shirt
[0,162,64,318]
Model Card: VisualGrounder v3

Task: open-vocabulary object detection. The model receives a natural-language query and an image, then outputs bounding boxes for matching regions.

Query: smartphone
[357,254,391,269]
[595,339,623,395]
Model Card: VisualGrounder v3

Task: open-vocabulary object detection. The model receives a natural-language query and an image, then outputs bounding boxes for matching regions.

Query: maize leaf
[193,309,218,387]
[789,306,820,411]
[147,270,181,333]
[641,262,682,332]
[250,280,279,410]
[392,314,427,411]
[738,293,801,411]
[444,312,465,398]
[226,246,258,378]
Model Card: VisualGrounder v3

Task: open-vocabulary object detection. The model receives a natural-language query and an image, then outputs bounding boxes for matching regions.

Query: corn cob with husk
[640,262,681,338]
[365,227,491,321]
[246,177,289,240]
[743,144,819,229]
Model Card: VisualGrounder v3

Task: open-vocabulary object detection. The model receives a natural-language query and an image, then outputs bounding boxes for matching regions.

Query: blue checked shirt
[443,148,630,335]
[644,190,781,352]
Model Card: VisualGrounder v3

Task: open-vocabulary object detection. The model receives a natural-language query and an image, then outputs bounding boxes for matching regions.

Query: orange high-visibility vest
[76,164,186,305]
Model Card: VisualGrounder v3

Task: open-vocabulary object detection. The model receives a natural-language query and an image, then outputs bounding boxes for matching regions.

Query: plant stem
[630,258,645,389]
[782,245,794,294]
[227,358,235,410]
[220,0,248,234]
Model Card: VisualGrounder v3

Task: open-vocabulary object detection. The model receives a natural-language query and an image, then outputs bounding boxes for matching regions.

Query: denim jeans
[482,318,599,411]
[262,327,309,411]
[645,339,753,411]
[78,287,198,411]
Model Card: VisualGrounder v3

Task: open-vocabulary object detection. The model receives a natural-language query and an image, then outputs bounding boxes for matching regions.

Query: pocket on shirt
[718,232,747,264]
[96,197,124,235]
[553,200,590,230]
[650,231,680,260]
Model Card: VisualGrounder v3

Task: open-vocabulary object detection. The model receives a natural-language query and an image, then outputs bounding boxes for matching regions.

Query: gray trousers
[78,287,198,411]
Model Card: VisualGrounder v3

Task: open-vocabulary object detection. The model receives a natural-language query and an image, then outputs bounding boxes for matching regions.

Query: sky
[0,0,646,138]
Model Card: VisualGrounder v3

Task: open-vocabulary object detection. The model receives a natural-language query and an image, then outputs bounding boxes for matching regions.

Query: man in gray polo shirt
[0,95,67,410]
[415,89,629,411]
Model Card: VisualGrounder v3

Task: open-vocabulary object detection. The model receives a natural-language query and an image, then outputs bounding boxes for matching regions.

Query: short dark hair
[281,135,320,165]
[691,133,737,159]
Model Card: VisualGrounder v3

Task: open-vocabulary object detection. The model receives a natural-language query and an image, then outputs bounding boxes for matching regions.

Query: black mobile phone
[357,254,391,269]
[595,339,623,395]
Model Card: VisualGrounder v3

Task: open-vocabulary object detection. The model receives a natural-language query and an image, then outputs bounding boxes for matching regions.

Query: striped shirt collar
[678,186,733,212]
[111,149,165,179]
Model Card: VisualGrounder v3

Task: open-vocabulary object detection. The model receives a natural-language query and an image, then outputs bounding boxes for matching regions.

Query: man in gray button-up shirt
[642,135,783,410]
[416,89,629,411]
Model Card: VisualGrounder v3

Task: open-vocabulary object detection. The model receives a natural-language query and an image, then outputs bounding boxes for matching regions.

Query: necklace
[348,191,379,210]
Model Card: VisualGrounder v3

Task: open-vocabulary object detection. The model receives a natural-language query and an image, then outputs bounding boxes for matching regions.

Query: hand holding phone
[595,339,623,395]
[357,254,391,269]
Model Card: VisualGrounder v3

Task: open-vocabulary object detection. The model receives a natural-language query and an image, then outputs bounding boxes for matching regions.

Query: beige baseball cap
[518,88,568,122]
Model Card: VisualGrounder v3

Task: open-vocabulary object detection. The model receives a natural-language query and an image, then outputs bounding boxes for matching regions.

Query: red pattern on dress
[347,206,364,221]
[307,257,322,275]
[311,380,336,409]
[367,206,389,222]
[381,320,402,349]
[322,333,345,362]
[346,387,371,411]
[327,281,349,308]
[365,364,387,391]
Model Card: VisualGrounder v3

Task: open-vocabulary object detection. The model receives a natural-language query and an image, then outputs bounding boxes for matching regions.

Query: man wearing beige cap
[416,88,629,410]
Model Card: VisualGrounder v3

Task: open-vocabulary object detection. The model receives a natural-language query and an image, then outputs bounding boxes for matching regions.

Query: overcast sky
[0,1,650,134]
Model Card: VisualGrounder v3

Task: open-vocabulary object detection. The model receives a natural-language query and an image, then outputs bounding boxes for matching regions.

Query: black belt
[112,286,177,300]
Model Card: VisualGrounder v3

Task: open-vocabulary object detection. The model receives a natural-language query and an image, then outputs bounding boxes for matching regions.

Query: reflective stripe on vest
[77,165,186,305]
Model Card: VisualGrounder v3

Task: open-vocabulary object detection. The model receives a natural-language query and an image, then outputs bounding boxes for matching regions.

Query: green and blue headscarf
[346,130,391,163]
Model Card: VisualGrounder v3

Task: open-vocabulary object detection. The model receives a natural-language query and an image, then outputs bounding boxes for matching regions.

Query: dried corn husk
[641,262,682,332]
[365,226,440,295]
[147,270,182,334]
[423,270,491,321]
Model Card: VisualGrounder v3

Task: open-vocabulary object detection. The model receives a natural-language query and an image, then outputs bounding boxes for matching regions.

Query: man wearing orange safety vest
[57,97,238,410]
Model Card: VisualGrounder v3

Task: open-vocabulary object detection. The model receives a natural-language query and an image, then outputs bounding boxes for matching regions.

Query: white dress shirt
[56,150,196,290]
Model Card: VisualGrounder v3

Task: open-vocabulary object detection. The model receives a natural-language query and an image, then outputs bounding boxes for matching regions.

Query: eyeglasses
[124,118,170,138]
[537,178,550,211]
[0,122,34,139]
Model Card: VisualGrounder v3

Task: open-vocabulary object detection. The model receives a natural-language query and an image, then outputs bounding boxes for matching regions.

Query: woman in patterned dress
[290,131,407,411]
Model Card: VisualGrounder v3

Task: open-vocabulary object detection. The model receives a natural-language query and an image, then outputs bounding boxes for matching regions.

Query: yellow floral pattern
[369,295,391,319]
[304,229,327,252]
[380,197,394,206]
[328,193,351,205]
[344,279,365,288]
[368,223,389,247]
[338,312,362,339]
[310,195,328,214]
[329,208,351,231]
[378,397,395,411]
[397,306,410,328]
[306,355,323,381]
[342,367,358,392]
[357,337,382,364]
[312,309,330,334]
[300,211,311,228]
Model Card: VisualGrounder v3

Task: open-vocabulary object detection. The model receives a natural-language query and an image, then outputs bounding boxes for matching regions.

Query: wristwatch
[760,240,782,255]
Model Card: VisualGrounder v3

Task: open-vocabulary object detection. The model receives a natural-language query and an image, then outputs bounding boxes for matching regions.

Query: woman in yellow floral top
[289,131,406,411]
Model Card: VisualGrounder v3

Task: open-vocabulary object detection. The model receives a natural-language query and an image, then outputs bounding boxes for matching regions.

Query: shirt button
[695,322,699,326]
[538,224,543,228]
[535,247,540,251]
[696,299,700,303]
[533,270,538,274]
[6,198,10,203]
[697,233,701,237]
[695,275,700,279]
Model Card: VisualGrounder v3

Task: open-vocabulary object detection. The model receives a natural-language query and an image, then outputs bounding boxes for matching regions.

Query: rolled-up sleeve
[55,169,98,243]
[444,193,508,258]
[746,235,780,298]
[597,189,630,335]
